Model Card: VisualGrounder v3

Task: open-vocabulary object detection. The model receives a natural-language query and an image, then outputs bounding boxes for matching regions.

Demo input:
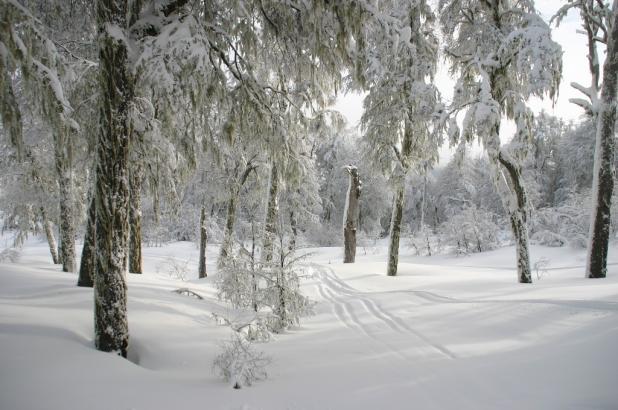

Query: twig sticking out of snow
[171,288,204,299]
[212,332,271,389]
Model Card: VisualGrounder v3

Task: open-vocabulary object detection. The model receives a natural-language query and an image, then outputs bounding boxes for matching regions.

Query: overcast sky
[333,1,592,160]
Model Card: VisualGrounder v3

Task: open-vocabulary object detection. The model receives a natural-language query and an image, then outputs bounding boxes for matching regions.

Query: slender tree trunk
[262,164,279,262]
[587,1,618,279]
[41,207,60,264]
[128,162,143,274]
[343,166,361,263]
[420,168,427,229]
[219,162,255,266]
[94,0,132,357]
[198,204,207,278]
[387,182,405,276]
[497,151,532,283]
[54,130,76,272]
[289,210,297,251]
[77,196,96,287]
[250,221,258,312]
[386,115,414,276]
[219,190,238,266]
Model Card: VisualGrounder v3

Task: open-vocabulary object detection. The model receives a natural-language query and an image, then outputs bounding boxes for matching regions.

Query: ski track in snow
[309,263,456,360]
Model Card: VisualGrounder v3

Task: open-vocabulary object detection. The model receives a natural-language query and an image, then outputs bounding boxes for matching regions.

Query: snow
[2,237,618,409]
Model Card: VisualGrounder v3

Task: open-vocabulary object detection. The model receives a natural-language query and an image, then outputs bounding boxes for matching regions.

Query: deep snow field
[1,236,618,410]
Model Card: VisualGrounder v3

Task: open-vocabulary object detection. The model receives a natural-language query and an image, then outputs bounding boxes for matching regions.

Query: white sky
[333,1,591,161]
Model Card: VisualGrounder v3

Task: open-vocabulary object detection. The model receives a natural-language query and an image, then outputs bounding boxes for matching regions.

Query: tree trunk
[128,162,143,274]
[219,162,255,266]
[54,130,76,272]
[420,168,427,230]
[198,204,207,278]
[289,210,297,251]
[387,182,405,276]
[219,191,238,267]
[94,0,132,357]
[587,1,618,279]
[262,163,279,262]
[41,207,60,264]
[250,221,258,312]
[497,151,532,283]
[343,166,361,263]
[77,196,96,287]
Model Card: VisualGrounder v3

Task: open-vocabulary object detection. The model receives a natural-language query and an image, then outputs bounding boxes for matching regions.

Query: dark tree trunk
[128,162,143,274]
[219,193,238,266]
[587,1,618,279]
[263,164,279,262]
[343,166,361,263]
[219,162,254,266]
[387,183,405,276]
[498,151,532,283]
[41,207,60,264]
[94,0,132,357]
[289,210,297,251]
[198,204,207,278]
[55,130,76,272]
[386,116,414,276]
[77,196,96,287]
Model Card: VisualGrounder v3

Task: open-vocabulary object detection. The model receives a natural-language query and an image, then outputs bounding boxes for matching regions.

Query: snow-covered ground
[1,237,618,410]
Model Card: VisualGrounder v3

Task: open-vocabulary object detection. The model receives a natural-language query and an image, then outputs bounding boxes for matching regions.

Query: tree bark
[219,192,238,266]
[54,129,76,272]
[586,0,618,279]
[219,162,254,266]
[41,207,60,265]
[198,204,207,278]
[386,114,413,276]
[262,163,279,262]
[387,183,405,276]
[343,166,361,263]
[128,162,143,274]
[77,195,96,287]
[289,210,297,251]
[94,0,132,358]
[497,151,532,283]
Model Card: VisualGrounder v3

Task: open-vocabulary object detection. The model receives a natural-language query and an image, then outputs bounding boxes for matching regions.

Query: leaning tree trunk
[387,182,405,276]
[343,166,361,263]
[497,151,532,283]
[586,0,618,279]
[41,207,60,264]
[94,0,132,357]
[262,163,279,262]
[77,195,96,287]
[128,161,143,274]
[198,204,207,278]
[54,129,76,272]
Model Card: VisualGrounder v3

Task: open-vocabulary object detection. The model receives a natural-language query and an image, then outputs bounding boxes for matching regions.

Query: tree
[587,0,618,278]
[77,195,95,287]
[262,163,280,262]
[360,0,442,276]
[218,152,259,267]
[93,0,133,357]
[343,166,361,263]
[439,0,562,283]
[0,0,97,273]
[198,203,207,278]
[554,0,618,278]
